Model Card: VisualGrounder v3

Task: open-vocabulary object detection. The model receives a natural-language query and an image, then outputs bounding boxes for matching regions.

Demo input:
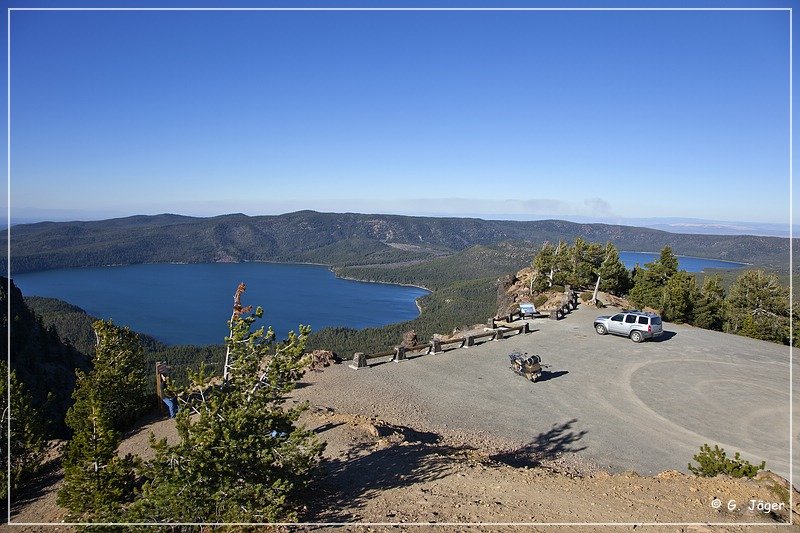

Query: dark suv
[593,310,663,343]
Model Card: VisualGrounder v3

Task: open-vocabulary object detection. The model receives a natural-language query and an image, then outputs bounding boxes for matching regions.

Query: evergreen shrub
[688,444,765,478]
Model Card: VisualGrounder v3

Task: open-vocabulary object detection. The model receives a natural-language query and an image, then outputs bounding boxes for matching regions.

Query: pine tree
[551,240,570,287]
[90,320,149,432]
[57,385,139,522]
[662,271,699,323]
[628,268,663,310]
[654,246,679,281]
[629,246,680,311]
[57,320,147,522]
[0,363,47,510]
[530,242,555,293]
[693,275,726,330]
[564,237,587,287]
[126,283,324,524]
[725,270,790,344]
[598,243,632,296]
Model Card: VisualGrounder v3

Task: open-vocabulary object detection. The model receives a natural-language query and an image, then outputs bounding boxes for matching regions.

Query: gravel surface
[11,303,798,528]
[296,303,796,479]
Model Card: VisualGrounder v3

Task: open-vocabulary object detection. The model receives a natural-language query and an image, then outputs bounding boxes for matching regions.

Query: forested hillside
[336,243,534,289]
[25,296,224,390]
[5,210,792,274]
[3,279,88,436]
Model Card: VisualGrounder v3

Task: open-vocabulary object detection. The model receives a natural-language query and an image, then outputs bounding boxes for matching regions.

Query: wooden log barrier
[439,337,466,350]
[367,349,395,360]
[351,319,533,369]
[472,331,497,342]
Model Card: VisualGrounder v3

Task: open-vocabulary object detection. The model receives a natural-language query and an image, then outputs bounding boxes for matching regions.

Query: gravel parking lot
[300,303,797,479]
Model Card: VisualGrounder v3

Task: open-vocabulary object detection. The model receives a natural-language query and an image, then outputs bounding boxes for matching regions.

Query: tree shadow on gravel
[10,455,62,516]
[303,423,475,522]
[489,418,588,468]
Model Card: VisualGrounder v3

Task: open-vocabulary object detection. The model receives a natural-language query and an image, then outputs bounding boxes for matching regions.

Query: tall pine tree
[1,363,47,515]
[598,243,632,296]
[126,283,323,524]
[57,320,147,522]
[693,275,726,331]
[629,246,680,311]
[724,270,790,344]
[57,389,139,522]
[662,271,699,323]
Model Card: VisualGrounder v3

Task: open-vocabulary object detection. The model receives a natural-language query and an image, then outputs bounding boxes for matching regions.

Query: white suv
[594,310,663,343]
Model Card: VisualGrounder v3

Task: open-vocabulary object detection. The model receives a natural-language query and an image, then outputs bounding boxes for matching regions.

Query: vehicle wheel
[595,324,607,335]
[630,330,643,343]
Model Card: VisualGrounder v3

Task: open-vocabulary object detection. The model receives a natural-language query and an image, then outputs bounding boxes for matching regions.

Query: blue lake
[13,263,430,346]
[619,252,747,272]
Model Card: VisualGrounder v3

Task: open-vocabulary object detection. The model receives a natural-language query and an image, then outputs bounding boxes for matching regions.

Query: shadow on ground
[651,331,677,342]
[10,455,62,516]
[537,370,569,382]
[303,424,472,522]
[489,418,588,468]
[304,419,591,521]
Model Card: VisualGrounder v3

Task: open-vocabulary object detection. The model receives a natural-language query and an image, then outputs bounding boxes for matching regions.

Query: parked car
[593,310,663,343]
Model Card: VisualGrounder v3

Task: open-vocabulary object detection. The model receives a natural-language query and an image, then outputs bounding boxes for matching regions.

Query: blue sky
[3,2,794,226]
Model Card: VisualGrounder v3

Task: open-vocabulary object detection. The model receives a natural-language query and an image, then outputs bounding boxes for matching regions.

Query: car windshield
[651,317,662,325]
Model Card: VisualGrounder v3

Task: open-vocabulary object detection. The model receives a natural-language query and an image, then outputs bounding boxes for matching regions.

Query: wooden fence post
[431,339,442,354]
[155,362,166,415]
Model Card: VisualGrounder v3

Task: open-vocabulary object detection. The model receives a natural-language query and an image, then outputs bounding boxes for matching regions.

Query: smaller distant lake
[13,263,430,346]
[619,252,747,272]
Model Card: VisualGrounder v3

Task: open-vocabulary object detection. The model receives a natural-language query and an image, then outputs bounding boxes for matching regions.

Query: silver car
[594,310,663,343]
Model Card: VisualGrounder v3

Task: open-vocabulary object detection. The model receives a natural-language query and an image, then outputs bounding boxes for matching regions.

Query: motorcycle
[508,351,544,382]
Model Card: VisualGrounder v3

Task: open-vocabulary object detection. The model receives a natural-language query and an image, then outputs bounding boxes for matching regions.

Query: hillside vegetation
[3,279,88,436]
[5,210,792,274]
[25,296,221,367]
[336,242,534,289]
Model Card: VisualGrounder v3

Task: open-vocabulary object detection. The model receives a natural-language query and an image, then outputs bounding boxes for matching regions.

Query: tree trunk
[592,275,601,305]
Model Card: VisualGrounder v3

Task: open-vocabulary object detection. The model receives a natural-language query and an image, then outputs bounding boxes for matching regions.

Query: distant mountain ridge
[4,210,792,274]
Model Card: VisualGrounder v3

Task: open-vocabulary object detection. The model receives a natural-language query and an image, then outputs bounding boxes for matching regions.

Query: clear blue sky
[3,2,794,225]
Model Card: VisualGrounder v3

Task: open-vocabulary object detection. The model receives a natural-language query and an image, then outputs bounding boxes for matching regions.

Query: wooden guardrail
[349,322,531,369]
[348,290,580,369]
